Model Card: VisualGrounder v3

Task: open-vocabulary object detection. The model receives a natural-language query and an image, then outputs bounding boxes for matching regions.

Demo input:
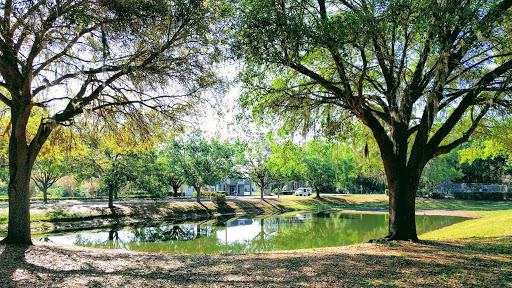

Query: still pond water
[37,212,467,254]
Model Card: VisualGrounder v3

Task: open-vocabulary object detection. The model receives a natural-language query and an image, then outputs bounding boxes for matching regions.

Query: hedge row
[429,192,446,199]
[453,192,512,201]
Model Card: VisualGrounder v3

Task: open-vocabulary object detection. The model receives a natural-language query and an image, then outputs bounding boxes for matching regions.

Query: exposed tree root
[0,236,33,246]
[369,234,419,243]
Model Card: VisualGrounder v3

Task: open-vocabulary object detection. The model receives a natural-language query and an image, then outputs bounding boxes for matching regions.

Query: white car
[295,187,312,196]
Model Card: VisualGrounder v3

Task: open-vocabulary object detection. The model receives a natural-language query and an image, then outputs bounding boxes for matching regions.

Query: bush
[210,192,226,205]
[193,191,211,198]
[453,192,505,201]
[430,192,445,199]
[506,192,512,201]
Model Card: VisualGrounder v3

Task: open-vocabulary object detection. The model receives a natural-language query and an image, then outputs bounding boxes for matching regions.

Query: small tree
[161,139,188,198]
[270,140,307,190]
[245,136,275,200]
[32,157,67,203]
[58,175,78,198]
[183,133,241,203]
[131,151,169,198]
[101,155,128,210]
[302,141,338,198]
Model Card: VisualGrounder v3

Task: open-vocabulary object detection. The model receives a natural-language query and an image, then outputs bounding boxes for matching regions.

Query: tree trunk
[314,185,321,198]
[1,105,40,245]
[367,119,424,241]
[108,188,114,210]
[196,225,201,238]
[173,187,179,198]
[260,185,264,200]
[381,152,423,241]
[2,167,33,245]
[195,186,201,203]
[43,186,48,204]
[385,173,419,241]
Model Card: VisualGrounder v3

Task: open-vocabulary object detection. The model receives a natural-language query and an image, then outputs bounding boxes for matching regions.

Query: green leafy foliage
[301,140,338,197]
[183,132,244,202]
[160,139,187,197]
[245,135,276,198]
[210,191,227,205]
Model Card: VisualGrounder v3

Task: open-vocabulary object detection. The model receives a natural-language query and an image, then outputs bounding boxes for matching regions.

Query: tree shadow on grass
[2,239,511,287]
[419,237,512,255]
[261,199,289,212]
[298,196,354,210]
[214,202,236,215]
[230,200,268,215]
[197,201,212,216]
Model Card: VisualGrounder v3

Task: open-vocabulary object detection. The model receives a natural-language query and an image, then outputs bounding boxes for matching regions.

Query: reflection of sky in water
[216,219,261,244]
[45,230,136,245]
[45,220,266,246]
[36,212,468,254]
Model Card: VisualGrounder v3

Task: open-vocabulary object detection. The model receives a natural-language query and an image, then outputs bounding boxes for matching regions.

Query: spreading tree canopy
[0,0,225,244]
[182,132,243,203]
[231,0,512,240]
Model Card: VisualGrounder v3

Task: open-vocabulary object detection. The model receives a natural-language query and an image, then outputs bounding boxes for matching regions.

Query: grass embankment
[1,195,511,287]
[1,194,392,234]
[2,194,512,236]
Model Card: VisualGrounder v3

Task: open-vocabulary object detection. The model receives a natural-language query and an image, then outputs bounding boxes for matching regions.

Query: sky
[186,62,268,142]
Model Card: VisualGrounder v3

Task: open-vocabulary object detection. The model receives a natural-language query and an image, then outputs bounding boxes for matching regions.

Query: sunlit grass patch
[421,210,512,240]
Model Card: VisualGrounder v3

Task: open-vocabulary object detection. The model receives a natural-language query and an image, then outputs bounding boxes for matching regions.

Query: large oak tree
[231,0,512,240]
[0,0,224,244]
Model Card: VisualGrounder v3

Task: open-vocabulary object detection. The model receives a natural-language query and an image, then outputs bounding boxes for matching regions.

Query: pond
[36,212,467,254]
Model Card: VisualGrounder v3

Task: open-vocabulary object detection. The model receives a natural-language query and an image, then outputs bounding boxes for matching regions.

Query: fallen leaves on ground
[0,237,510,287]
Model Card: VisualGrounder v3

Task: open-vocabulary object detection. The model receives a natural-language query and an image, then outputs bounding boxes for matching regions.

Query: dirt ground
[0,237,510,288]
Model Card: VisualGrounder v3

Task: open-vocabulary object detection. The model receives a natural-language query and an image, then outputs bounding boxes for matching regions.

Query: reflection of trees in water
[37,237,53,243]
[266,213,389,249]
[131,225,199,242]
[107,228,125,249]
[108,229,119,241]
[44,213,466,254]
[248,218,273,253]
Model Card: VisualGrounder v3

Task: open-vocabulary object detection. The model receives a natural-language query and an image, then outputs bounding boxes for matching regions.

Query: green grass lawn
[422,209,512,240]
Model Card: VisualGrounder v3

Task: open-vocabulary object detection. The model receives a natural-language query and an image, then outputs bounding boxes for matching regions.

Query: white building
[183,178,254,197]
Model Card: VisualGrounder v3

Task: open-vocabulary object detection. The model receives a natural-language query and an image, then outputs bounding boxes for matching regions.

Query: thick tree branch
[0,91,12,107]
[434,104,490,157]
[427,58,512,152]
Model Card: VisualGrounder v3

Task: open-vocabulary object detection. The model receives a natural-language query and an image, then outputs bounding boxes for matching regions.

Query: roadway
[0,194,293,209]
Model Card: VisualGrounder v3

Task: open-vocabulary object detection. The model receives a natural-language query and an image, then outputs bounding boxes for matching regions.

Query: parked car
[295,187,312,196]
